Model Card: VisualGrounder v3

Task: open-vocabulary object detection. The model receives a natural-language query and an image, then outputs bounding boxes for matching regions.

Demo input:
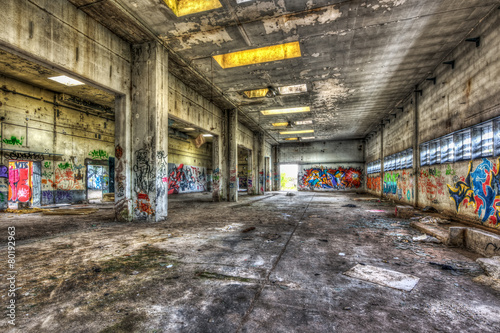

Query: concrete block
[447,227,467,247]
[465,229,500,257]
[476,257,500,279]
[395,205,414,218]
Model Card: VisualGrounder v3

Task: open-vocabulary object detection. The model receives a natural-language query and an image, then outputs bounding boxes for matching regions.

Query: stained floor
[1,192,500,332]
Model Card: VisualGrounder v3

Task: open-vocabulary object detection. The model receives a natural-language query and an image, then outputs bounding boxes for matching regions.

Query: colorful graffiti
[448,159,500,226]
[419,168,446,203]
[2,135,24,146]
[367,176,381,192]
[87,165,109,191]
[89,149,109,160]
[298,166,362,190]
[383,171,414,201]
[238,170,248,189]
[167,164,207,194]
[8,161,31,202]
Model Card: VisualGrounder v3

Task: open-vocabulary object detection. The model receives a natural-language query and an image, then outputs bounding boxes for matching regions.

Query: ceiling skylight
[261,106,310,116]
[301,137,315,140]
[164,0,222,17]
[213,42,301,69]
[243,88,268,98]
[294,120,313,125]
[284,138,298,141]
[272,122,289,127]
[48,75,84,87]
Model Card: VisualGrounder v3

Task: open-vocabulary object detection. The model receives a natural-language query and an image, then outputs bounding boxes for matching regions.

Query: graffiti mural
[8,161,31,202]
[167,163,207,194]
[87,165,109,192]
[89,149,109,160]
[367,175,381,192]
[419,168,446,203]
[238,170,248,189]
[448,158,500,226]
[383,171,414,201]
[2,135,24,146]
[298,166,362,190]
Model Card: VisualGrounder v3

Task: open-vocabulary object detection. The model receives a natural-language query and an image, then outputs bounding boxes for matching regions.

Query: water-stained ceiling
[69,0,500,143]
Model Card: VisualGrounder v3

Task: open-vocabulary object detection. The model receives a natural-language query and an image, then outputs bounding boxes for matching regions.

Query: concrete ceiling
[66,1,500,142]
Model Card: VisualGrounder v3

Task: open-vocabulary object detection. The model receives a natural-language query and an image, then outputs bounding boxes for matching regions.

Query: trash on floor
[418,216,450,225]
[242,227,256,233]
[367,210,386,213]
[422,206,439,213]
[286,192,296,196]
[344,264,420,291]
[395,205,414,218]
[42,208,99,215]
[342,204,358,208]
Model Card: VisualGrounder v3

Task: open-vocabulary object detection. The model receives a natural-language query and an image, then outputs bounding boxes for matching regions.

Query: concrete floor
[1,192,500,332]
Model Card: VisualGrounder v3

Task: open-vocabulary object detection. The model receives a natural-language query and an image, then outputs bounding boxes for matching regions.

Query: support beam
[212,135,222,202]
[228,109,238,202]
[125,42,169,222]
[247,149,254,194]
[413,86,420,208]
[272,145,280,191]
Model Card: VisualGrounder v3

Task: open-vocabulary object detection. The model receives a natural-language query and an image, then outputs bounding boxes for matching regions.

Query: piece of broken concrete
[344,264,420,291]
[476,257,500,279]
[395,205,414,218]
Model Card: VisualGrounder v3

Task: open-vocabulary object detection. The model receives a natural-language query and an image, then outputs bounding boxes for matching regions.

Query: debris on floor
[342,204,357,208]
[344,264,420,291]
[242,227,256,233]
[285,192,296,196]
[422,206,439,213]
[3,208,47,214]
[418,216,450,225]
[102,193,115,202]
[395,205,414,218]
[42,208,99,215]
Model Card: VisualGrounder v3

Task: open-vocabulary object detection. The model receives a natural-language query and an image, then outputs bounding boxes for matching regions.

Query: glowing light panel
[261,106,310,116]
[213,42,301,69]
[164,0,222,17]
[280,130,314,135]
[284,138,298,141]
[48,75,84,87]
[243,88,268,98]
[278,84,307,95]
[272,122,289,127]
[295,120,313,125]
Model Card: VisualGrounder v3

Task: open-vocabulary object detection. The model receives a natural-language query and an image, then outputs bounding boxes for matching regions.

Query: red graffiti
[138,193,149,200]
[8,162,31,202]
[367,176,381,192]
[115,145,124,160]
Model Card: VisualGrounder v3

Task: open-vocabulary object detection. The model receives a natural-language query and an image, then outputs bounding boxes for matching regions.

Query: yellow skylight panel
[280,129,314,135]
[213,42,301,69]
[272,122,289,127]
[261,106,310,116]
[284,138,298,141]
[164,0,222,17]
[243,88,269,98]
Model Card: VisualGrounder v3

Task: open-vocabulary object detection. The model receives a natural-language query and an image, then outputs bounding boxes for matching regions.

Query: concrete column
[258,132,265,194]
[117,42,169,222]
[228,109,238,202]
[380,127,385,199]
[247,149,254,194]
[272,145,280,191]
[414,86,420,208]
[212,135,221,201]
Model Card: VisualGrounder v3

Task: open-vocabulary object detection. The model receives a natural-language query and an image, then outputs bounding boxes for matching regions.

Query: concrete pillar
[272,145,280,191]
[0,164,7,210]
[414,86,420,208]
[247,149,254,194]
[380,126,385,199]
[258,132,265,194]
[212,135,222,202]
[115,42,169,222]
[228,109,238,202]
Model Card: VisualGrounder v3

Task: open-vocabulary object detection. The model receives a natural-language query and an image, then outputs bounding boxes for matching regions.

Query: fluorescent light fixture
[295,120,313,125]
[163,0,222,17]
[236,0,253,3]
[48,75,84,87]
[301,137,315,140]
[184,128,196,131]
[272,122,289,127]
[243,88,268,98]
[278,84,307,95]
[213,42,301,69]
[261,106,310,116]
[280,129,314,135]
[202,134,213,137]
[284,138,298,141]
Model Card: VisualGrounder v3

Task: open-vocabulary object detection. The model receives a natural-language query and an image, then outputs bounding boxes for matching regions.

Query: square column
[228,109,238,202]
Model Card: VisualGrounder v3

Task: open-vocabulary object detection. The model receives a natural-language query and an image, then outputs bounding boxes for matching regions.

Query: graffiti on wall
[2,135,24,146]
[8,161,31,202]
[7,152,43,160]
[87,165,109,191]
[367,176,381,192]
[383,171,414,201]
[238,170,247,189]
[419,168,446,203]
[168,163,207,194]
[156,151,168,200]
[298,166,362,190]
[89,149,109,160]
[448,158,500,226]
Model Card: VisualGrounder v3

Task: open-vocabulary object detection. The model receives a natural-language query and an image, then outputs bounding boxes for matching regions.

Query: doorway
[7,160,42,208]
[280,164,298,191]
[87,165,110,201]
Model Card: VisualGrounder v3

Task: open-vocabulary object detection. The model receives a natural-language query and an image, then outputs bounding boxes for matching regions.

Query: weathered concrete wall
[238,125,253,151]
[280,140,364,164]
[0,75,114,206]
[365,10,500,230]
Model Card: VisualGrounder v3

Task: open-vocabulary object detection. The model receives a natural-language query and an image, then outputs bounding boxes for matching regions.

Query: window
[429,140,441,165]
[454,129,471,162]
[441,136,454,163]
[406,149,413,168]
[420,143,429,166]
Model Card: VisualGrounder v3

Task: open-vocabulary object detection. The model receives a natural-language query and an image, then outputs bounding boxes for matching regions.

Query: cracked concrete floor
[1,191,500,332]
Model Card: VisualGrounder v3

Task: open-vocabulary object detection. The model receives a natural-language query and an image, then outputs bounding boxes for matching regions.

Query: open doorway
[87,164,109,202]
[7,160,42,209]
[280,164,298,191]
